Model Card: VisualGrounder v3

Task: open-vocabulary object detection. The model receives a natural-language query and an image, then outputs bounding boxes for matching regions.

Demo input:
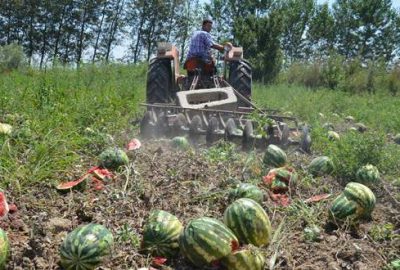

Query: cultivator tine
[242,120,254,150]
[206,117,220,145]
[280,122,290,146]
[300,125,312,153]
[140,110,157,138]
[171,113,189,137]
[225,118,243,142]
[155,111,168,136]
[189,114,203,144]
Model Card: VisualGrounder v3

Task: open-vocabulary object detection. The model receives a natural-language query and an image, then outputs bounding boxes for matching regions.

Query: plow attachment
[140,103,306,150]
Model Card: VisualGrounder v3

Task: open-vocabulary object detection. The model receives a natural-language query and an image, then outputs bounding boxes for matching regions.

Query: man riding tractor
[184,18,232,88]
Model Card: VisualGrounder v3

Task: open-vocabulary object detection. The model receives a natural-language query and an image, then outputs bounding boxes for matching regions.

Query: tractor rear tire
[228,60,252,107]
[147,58,173,104]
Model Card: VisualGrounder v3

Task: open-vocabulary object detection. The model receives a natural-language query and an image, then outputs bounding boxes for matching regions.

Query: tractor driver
[185,18,232,73]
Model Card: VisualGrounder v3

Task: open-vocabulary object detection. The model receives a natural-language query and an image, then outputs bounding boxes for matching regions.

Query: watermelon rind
[56,174,90,192]
[59,223,114,270]
[263,144,287,168]
[179,217,238,267]
[141,210,183,257]
[221,245,265,270]
[263,167,297,193]
[223,198,272,247]
[0,229,9,269]
[98,147,129,170]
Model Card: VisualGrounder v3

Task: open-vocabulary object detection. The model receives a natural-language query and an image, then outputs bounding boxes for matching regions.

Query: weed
[204,141,238,163]
[369,223,398,242]
[116,223,141,247]
[312,127,386,182]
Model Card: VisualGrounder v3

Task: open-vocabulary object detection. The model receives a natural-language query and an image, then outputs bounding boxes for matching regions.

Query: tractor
[140,42,307,150]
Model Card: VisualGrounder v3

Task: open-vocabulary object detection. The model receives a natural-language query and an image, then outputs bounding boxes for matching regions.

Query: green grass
[254,84,400,180]
[1,66,400,190]
[0,64,146,190]
[253,84,400,132]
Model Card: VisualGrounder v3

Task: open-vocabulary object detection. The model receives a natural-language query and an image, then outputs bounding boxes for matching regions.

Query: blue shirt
[186,30,215,62]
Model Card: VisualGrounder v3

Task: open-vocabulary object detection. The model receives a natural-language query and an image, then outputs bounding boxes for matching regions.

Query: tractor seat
[184,57,215,76]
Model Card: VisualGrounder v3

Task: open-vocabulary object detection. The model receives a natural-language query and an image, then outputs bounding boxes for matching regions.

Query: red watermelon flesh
[56,174,90,191]
[0,191,9,219]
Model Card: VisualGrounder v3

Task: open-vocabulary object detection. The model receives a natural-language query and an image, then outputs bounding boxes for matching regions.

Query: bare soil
[2,139,400,270]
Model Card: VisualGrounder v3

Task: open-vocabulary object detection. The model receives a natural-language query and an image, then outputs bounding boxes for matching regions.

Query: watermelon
[229,183,264,204]
[221,245,265,270]
[345,116,355,122]
[0,229,9,269]
[356,164,380,185]
[307,156,334,176]
[141,210,183,257]
[223,198,272,247]
[329,182,376,220]
[263,167,297,193]
[0,123,12,136]
[171,136,189,150]
[98,147,129,170]
[60,223,114,270]
[327,131,340,141]
[355,122,367,132]
[393,133,400,145]
[179,217,239,267]
[263,144,287,168]
[322,122,334,131]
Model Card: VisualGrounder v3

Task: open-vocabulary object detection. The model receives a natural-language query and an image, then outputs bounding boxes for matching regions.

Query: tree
[333,0,399,62]
[280,0,314,64]
[306,3,335,59]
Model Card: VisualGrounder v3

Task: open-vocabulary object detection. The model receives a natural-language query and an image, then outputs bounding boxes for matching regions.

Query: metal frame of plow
[140,103,302,150]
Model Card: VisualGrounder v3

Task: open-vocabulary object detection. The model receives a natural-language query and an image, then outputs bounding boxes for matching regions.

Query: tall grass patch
[254,84,400,179]
[0,64,146,189]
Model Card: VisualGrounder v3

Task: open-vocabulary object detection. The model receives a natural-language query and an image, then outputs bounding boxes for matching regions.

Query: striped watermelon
[179,217,239,267]
[0,229,9,269]
[223,198,272,247]
[263,144,287,168]
[60,223,114,270]
[263,167,297,193]
[330,182,376,220]
[356,164,380,185]
[229,183,264,204]
[98,147,129,170]
[171,136,190,150]
[141,210,183,257]
[308,156,334,176]
[221,245,265,270]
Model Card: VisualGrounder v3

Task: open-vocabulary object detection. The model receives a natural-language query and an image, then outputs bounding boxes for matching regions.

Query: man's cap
[202,17,213,25]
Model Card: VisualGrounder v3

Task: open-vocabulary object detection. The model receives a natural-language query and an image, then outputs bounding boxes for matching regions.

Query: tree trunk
[92,2,107,63]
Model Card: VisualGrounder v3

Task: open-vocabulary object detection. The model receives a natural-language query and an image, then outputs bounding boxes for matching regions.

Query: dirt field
[2,139,400,270]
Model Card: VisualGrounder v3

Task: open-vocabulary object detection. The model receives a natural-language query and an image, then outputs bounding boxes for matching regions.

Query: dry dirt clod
[46,217,72,233]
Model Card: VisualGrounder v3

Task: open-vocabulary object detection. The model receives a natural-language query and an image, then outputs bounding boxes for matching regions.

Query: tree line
[1,0,399,81]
